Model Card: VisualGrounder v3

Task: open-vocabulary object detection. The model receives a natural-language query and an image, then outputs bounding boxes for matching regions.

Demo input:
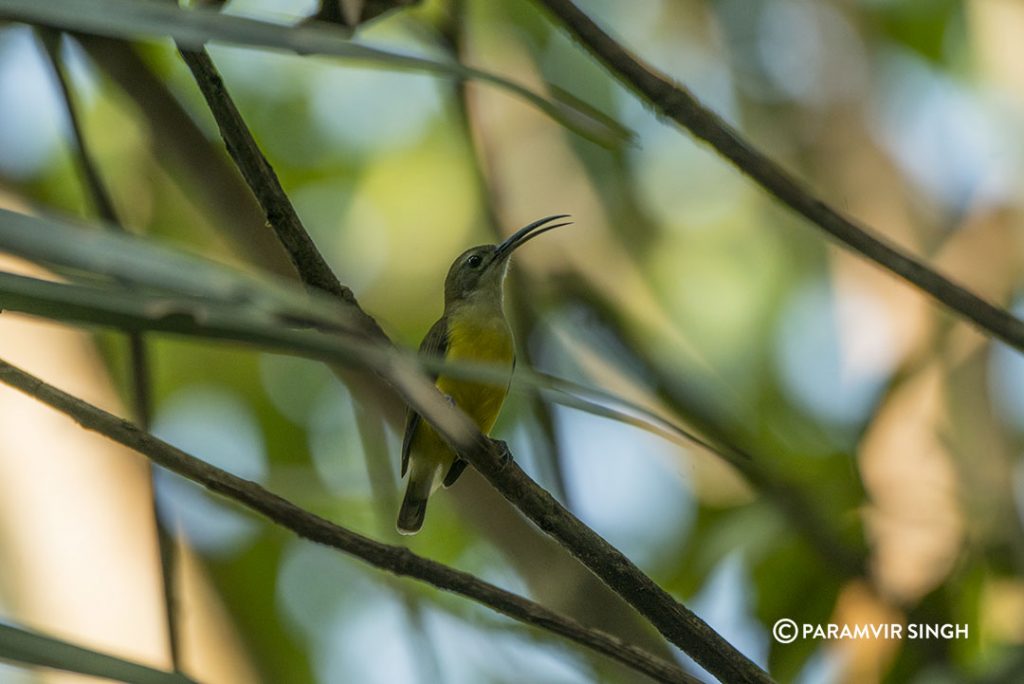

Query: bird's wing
[401,316,449,477]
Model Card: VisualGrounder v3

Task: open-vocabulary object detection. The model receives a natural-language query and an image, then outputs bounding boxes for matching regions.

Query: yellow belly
[409,309,514,479]
[436,311,514,434]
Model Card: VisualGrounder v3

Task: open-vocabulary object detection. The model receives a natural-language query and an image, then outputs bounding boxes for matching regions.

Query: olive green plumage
[397,215,570,534]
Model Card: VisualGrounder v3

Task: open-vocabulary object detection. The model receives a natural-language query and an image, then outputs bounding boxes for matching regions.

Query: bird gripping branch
[397,214,571,534]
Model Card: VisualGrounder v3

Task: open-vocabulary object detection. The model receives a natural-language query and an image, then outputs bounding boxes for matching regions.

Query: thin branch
[38,30,180,673]
[0,357,698,684]
[533,0,1024,354]
[38,32,149,408]
[39,35,156,425]
[174,48,359,307]
[167,38,771,684]
[466,446,774,683]
[41,36,118,225]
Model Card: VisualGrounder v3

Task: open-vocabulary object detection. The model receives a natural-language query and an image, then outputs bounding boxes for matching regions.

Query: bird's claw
[491,439,512,468]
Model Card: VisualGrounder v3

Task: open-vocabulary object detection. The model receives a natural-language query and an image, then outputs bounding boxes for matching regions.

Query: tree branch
[0,357,697,684]
[167,36,771,684]
[533,0,1024,354]
[175,46,380,330]
[469,449,775,683]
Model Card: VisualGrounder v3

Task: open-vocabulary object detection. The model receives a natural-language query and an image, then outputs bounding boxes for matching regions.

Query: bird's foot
[491,439,512,468]
[444,393,456,408]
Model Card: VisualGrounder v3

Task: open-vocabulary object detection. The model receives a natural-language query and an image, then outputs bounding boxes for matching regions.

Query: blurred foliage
[1,0,1023,682]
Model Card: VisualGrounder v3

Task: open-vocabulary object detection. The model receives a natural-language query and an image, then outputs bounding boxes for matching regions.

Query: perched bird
[397,215,571,534]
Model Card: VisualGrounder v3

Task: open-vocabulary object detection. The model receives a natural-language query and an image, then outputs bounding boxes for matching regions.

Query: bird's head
[443,214,571,308]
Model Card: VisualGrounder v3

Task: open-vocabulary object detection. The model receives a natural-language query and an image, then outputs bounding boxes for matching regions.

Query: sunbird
[397,215,571,534]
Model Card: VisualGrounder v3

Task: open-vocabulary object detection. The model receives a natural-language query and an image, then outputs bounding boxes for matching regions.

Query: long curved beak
[492,214,572,265]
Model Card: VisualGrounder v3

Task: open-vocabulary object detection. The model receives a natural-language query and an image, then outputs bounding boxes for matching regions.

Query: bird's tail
[397,470,433,535]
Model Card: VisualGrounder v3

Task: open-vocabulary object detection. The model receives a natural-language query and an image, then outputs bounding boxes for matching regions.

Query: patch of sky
[774,278,898,428]
[556,404,694,567]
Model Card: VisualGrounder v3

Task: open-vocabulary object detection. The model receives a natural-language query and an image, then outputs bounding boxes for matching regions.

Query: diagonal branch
[0,357,697,684]
[533,0,1024,354]
[175,47,366,312]
[166,40,771,683]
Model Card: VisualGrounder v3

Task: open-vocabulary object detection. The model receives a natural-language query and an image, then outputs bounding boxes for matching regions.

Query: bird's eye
[467,254,483,268]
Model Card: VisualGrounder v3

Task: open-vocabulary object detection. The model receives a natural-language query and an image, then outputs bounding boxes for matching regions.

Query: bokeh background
[1,0,1023,682]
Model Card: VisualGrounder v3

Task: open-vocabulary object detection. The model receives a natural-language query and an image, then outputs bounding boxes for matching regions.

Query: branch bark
[176,46,381,334]
[534,0,1024,354]
[0,357,697,684]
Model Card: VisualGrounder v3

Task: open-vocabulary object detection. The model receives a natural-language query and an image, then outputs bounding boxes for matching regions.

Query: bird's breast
[436,306,514,434]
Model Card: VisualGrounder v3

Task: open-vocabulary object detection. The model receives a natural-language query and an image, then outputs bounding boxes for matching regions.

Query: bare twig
[0,357,697,684]
[467,446,774,682]
[39,36,156,427]
[41,36,118,224]
[38,31,181,672]
[534,0,1024,354]
[175,47,340,303]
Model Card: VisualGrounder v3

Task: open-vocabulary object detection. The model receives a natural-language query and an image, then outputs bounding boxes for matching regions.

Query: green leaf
[0,621,193,684]
[0,0,632,147]
[0,208,354,331]
[0,267,376,366]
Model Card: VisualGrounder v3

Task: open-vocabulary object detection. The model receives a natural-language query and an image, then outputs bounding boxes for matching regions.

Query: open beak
[491,214,572,265]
